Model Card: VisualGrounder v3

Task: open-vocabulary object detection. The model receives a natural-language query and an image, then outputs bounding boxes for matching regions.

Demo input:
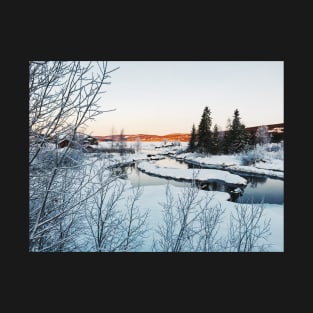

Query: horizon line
[93,122,284,137]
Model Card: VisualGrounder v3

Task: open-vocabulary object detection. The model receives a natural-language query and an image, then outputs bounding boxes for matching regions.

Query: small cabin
[58,139,70,148]
[56,133,99,150]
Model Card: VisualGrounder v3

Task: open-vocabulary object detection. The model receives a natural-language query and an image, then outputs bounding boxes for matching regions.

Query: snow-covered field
[73,173,283,251]
[134,184,283,252]
[175,145,284,179]
[31,141,284,252]
[77,141,284,251]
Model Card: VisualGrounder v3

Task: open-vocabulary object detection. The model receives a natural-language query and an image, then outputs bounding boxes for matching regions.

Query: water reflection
[229,191,242,202]
[196,180,226,192]
[195,181,244,202]
[187,163,202,169]
[241,175,267,188]
[111,164,130,179]
[238,177,284,204]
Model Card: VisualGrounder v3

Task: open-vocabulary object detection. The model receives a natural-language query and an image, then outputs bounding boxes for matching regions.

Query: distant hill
[245,123,284,134]
[95,123,283,142]
[95,133,191,142]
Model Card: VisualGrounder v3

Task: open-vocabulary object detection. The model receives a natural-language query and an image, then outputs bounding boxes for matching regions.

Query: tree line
[187,106,272,155]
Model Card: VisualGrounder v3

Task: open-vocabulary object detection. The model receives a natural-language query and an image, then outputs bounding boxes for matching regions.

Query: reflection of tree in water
[111,166,128,179]
[196,181,249,201]
[114,162,141,179]
[244,175,267,188]
[187,163,201,169]
[227,184,245,202]
[196,181,228,192]
[211,181,217,191]
[230,192,241,202]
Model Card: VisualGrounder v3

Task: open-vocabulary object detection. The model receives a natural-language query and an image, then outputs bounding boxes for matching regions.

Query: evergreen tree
[228,109,248,154]
[218,130,225,154]
[211,124,220,154]
[247,130,257,147]
[197,106,212,154]
[271,132,283,143]
[222,118,232,154]
[187,124,197,152]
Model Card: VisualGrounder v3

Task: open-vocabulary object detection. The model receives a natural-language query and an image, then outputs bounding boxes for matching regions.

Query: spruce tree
[188,124,197,152]
[218,130,225,154]
[228,109,248,153]
[247,130,256,147]
[197,106,212,154]
[222,118,232,154]
[211,124,220,155]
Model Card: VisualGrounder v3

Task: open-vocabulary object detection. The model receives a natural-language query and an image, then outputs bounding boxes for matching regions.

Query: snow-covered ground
[176,153,240,167]
[137,161,247,185]
[174,143,284,179]
[254,159,283,171]
[225,164,284,179]
[35,141,283,252]
[98,141,188,156]
[117,141,283,251]
[134,184,283,252]
[73,174,283,252]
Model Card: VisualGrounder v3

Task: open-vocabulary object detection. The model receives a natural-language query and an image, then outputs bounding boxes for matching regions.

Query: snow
[175,150,284,179]
[130,184,283,252]
[177,153,240,167]
[231,187,243,193]
[97,141,188,156]
[149,156,166,160]
[135,185,231,250]
[137,161,247,185]
[92,152,149,167]
[254,159,283,171]
[31,141,284,252]
[228,165,284,179]
[98,142,284,251]
[76,152,282,251]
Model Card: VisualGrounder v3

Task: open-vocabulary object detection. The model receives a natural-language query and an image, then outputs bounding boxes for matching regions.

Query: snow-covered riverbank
[174,143,284,179]
[49,141,284,252]
[96,141,284,179]
[137,161,247,185]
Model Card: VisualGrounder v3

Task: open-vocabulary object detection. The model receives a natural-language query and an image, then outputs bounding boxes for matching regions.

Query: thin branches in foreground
[153,184,271,252]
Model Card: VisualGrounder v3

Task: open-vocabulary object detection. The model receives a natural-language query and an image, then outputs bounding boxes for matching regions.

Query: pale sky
[85,61,284,136]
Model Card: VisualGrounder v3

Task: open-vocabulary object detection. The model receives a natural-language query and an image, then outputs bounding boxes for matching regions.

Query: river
[116,157,284,205]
